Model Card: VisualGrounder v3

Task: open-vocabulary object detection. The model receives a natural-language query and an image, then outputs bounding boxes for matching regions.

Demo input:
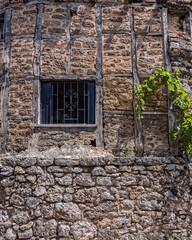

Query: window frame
[39,79,96,126]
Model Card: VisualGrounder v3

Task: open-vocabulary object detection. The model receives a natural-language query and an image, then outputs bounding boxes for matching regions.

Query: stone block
[136,36,163,75]
[142,115,169,156]
[42,5,67,36]
[134,7,162,33]
[70,40,97,75]
[103,76,133,111]
[71,6,96,36]
[10,39,34,78]
[103,34,132,74]
[40,39,67,76]
[104,114,135,156]
[11,5,37,35]
[102,6,130,32]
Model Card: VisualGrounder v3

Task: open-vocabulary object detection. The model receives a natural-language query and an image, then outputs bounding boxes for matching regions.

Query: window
[41,81,95,124]
[0,14,4,40]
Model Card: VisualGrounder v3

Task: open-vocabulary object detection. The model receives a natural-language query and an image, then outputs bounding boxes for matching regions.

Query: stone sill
[31,124,97,128]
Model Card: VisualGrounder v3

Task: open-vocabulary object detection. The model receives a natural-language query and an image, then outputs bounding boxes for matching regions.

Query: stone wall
[0,155,191,239]
[0,0,190,156]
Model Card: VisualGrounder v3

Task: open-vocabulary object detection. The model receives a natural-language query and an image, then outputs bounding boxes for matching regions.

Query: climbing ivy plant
[134,67,192,157]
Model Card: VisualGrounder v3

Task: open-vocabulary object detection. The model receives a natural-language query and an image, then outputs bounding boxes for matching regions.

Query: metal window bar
[41,81,95,124]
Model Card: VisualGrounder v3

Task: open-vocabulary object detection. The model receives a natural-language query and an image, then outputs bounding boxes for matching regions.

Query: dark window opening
[41,81,95,124]
[0,14,4,40]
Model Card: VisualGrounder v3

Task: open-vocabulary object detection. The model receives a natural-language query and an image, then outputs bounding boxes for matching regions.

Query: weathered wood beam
[104,73,133,78]
[190,11,192,40]
[40,74,97,81]
[103,110,168,115]
[162,7,178,155]
[11,34,34,40]
[136,32,163,36]
[130,7,144,157]
[33,4,43,125]
[66,6,71,74]
[42,34,67,40]
[95,4,104,148]
[71,36,97,41]
[1,9,11,153]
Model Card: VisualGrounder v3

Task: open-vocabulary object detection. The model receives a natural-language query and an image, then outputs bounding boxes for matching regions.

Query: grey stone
[33,186,46,197]
[5,228,16,240]
[71,221,97,240]
[73,167,83,173]
[26,166,44,175]
[121,173,137,186]
[18,229,33,239]
[58,224,70,237]
[101,192,114,201]
[45,187,63,202]
[75,173,95,186]
[96,177,112,186]
[10,194,25,206]
[12,212,30,225]
[37,159,54,167]
[1,178,14,187]
[26,197,40,208]
[18,157,37,167]
[55,202,81,221]
[64,193,73,202]
[0,166,13,176]
[56,174,72,186]
[20,221,33,231]
[105,165,118,173]
[111,158,134,166]
[55,158,79,166]
[91,167,106,176]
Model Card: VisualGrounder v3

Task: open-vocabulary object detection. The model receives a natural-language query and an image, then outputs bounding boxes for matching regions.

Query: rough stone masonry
[0,0,191,239]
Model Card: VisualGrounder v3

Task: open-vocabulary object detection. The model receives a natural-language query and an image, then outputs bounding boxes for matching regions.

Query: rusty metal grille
[41,81,95,124]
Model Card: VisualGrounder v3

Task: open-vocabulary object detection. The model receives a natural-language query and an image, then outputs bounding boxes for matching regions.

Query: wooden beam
[162,7,178,155]
[66,6,71,75]
[33,4,44,125]
[190,11,192,40]
[40,74,97,81]
[1,9,12,153]
[42,34,67,40]
[130,7,144,157]
[95,4,104,148]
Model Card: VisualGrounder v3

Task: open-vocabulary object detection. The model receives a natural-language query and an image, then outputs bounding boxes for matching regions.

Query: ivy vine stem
[134,67,192,157]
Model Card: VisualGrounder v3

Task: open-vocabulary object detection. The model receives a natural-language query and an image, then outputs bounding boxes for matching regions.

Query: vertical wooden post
[33,4,44,124]
[1,9,12,152]
[66,6,71,75]
[95,4,104,148]
[190,11,192,40]
[162,7,177,154]
[130,8,144,156]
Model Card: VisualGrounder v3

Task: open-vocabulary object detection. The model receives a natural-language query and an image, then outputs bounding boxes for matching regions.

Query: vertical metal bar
[70,81,72,119]
[130,7,144,156]
[50,83,53,124]
[84,81,85,123]
[88,82,90,124]
[64,81,65,123]
[77,81,79,123]
[57,82,58,123]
